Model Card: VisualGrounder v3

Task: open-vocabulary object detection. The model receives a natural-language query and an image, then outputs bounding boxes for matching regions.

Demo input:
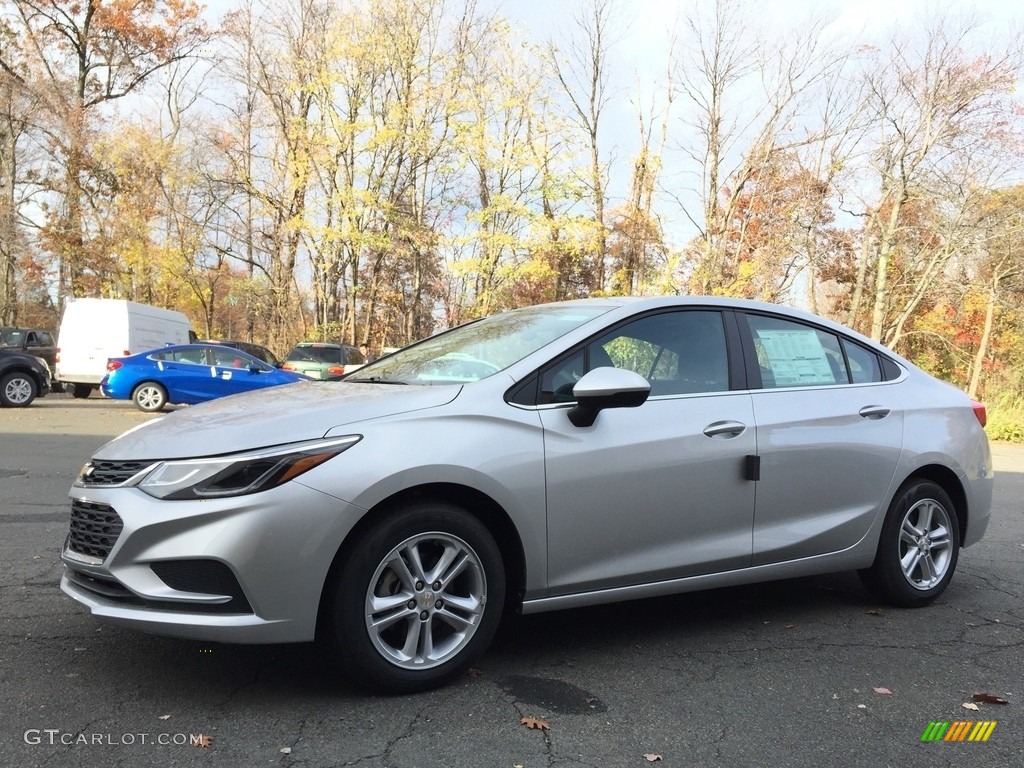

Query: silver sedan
[61,297,993,692]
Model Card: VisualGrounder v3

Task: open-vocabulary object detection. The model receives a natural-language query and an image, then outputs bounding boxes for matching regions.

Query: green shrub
[985,394,1024,444]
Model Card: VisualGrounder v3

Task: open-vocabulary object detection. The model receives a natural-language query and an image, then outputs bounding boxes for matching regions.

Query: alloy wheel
[364,531,486,670]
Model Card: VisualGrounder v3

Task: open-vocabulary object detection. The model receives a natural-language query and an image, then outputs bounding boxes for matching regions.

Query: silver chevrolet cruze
[61,297,994,692]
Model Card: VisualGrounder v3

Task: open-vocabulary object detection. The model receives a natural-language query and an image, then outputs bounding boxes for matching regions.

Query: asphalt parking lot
[1,395,1022,767]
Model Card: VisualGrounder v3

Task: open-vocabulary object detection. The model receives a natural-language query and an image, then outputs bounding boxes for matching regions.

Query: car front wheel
[132,382,168,412]
[860,480,960,607]
[324,501,505,693]
[0,371,38,407]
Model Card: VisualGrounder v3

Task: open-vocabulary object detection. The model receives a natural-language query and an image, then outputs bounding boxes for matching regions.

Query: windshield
[348,304,611,384]
[0,328,23,346]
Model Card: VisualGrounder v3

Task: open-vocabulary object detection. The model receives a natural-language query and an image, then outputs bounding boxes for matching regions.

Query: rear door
[24,331,56,371]
[738,312,904,565]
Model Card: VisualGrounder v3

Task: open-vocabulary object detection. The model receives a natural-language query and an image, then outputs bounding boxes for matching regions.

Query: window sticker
[757,329,835,386]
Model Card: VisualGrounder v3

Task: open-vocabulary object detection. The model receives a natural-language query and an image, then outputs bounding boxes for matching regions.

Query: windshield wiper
[344,376,408,384]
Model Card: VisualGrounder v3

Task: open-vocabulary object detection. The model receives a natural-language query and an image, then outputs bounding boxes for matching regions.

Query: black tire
[859,480,960,607]
[132,382,168,412]
[0,371,38,407]
[324,501,505,693]
[71,384,93,399]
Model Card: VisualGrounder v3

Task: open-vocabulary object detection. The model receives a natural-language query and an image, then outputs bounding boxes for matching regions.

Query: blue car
[101,343,308,412]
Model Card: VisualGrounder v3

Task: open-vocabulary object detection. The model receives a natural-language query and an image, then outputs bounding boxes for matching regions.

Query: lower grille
[65,564,254,615]
[65,569,145,606]
[151,560,253,613]
[68,500,123,561]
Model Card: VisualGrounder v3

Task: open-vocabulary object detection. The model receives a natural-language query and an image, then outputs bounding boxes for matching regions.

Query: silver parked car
[61,297,993,692]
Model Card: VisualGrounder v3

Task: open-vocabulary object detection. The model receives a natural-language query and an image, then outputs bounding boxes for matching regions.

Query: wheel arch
[315,482,527,639]
[131,379,168,397]
[902,464,968,543]
[2,365,43,387]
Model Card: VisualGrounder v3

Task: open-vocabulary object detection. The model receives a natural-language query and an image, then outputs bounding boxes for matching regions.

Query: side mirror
[567,367,651,427]
[248,365,262,374]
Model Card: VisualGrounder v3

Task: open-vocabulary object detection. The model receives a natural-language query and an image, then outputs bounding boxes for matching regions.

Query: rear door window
[743,314,848,388]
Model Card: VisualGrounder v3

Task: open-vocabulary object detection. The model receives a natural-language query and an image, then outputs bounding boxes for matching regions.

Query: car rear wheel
[324,501,505,693]
[0,371,37,407]
[71,384,93,399]
[132,382,168,412]
[860,480,960,607]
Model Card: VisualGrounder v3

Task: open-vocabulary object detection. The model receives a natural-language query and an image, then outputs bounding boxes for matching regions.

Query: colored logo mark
[921,721,997,742]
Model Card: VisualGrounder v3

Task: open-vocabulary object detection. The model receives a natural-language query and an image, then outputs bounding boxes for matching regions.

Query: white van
[55,299,195,398]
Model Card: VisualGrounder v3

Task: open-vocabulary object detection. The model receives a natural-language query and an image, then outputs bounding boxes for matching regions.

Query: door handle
[703,420,747,438]
[859,406,890,420]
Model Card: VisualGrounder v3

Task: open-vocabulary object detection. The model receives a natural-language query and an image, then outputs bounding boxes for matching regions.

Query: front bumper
[61,481,364,644]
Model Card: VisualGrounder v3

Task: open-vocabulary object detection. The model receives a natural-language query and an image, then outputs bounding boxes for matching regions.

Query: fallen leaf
[193,734,213,748]
[873,687,893,695]
[962,702,980,712]
[466,668,482,679]
[158,714,171,721]
[865,609,882,616]
[857,704,867,709]
[643,754,663,762]
[520,716,551,731]
[784,624,795,629]
[972,693,1009,705]
[280,747,292,754]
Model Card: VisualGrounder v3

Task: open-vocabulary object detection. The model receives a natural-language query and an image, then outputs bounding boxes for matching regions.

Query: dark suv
[0,348,51,406]
[1,327,58,379]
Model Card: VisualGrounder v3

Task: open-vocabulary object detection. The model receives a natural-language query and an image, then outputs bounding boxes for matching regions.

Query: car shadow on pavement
[60,572,874,701]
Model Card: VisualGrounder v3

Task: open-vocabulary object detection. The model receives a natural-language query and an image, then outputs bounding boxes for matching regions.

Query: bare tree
[671,0,849,296]
[845,13,1024,341]
[547,0,620,293]
[0,0,208,305]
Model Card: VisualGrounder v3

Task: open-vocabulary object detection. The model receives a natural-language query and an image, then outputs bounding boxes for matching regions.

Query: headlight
[136,436,360,500]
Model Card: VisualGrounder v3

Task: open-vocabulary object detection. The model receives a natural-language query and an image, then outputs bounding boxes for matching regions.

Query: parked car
[0,347,51,407]
[199,339,281,368]
[281,341,365,380]
[61,297,993,693]
[0,327,59,390]
[99,343,308,412]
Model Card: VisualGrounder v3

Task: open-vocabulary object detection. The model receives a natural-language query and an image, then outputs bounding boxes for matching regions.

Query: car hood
[95,381,462,459]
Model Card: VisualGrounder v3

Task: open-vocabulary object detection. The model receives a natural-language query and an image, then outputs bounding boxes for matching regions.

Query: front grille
[68,500,123,560]
[79,459,158,486]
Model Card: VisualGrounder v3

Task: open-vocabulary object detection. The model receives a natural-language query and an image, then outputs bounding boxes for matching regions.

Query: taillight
[972,401,987,427]
[106,360,123,372]
[328,366,345,376]
[282,363,295,371]
[55,347,61,363]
